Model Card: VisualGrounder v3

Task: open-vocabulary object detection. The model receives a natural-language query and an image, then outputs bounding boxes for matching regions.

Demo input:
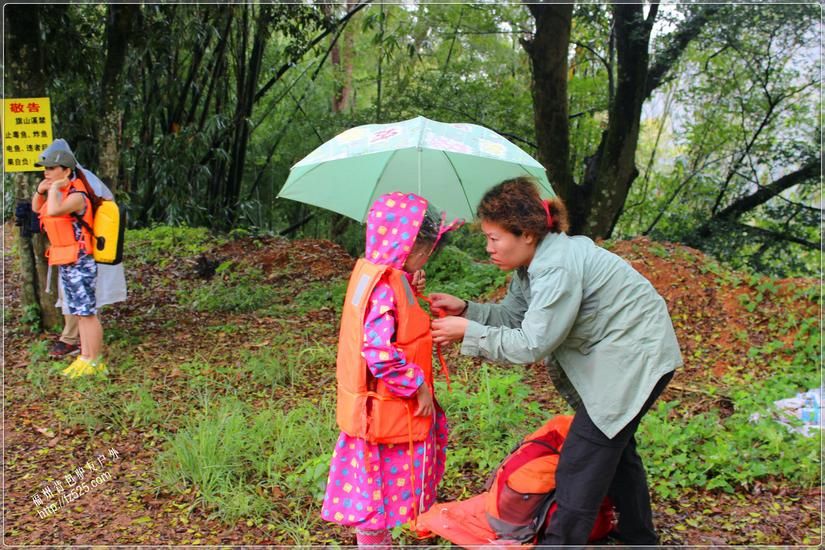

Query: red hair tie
[542,199,554,229]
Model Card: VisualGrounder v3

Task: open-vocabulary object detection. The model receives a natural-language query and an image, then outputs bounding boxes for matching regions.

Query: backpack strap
[70,203,97,249]
[71,212,95,238]
[522,438,561,455]
[67,185,94,230]
[534,491,558,542]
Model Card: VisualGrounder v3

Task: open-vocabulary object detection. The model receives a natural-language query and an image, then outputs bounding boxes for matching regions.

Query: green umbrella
[278,115,555,222]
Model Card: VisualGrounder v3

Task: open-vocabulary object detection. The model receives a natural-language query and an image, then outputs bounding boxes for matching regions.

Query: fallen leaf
[34,426,55,438]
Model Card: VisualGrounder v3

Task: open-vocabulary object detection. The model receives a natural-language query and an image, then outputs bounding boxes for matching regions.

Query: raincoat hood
[365,192,431,270]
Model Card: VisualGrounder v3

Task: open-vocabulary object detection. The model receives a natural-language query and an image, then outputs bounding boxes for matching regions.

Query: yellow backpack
[72,175,125,265]
[91,199,125,264]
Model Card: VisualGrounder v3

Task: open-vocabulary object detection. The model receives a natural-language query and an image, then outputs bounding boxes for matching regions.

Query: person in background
[430,177,682,546]
[31,139,115,376]
[46,143,127,359]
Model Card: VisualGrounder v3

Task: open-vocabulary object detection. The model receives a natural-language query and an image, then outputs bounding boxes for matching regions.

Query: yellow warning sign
[3,97,53,172]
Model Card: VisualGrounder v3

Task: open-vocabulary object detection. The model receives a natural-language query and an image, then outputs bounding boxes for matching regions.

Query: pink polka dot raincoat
[321,192,448,531]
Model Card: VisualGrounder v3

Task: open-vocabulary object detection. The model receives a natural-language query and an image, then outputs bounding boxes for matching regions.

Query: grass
[436,362,547,495]
[239,349,303,390]
[293,280,348,315]
[154,394,337,523]
[179,265,283,313]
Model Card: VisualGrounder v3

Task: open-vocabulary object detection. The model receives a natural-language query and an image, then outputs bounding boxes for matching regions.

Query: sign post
[3,97,53,172]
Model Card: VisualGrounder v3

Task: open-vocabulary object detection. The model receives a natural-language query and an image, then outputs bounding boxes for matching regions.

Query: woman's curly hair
[476,177,569,238]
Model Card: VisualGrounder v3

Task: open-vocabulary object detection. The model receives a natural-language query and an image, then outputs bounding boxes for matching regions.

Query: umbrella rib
[518,163,555,196]
[440,150,475,219]
[277,161,327,198]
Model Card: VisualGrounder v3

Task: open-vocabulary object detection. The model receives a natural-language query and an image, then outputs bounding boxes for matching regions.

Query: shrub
[425,245,507,299]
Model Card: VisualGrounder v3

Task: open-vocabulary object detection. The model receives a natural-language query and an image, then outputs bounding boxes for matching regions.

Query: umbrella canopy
[278,116,555,222]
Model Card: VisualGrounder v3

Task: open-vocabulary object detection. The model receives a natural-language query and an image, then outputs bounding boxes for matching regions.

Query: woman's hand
[414,382,434,417]
[411,269,426,294]
[429,292,466,317]
[36,179,51,195]
[431,316,469,345]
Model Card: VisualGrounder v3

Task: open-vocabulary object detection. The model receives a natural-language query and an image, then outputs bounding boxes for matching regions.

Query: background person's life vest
[336,258,434,444]
[38,178,94,266]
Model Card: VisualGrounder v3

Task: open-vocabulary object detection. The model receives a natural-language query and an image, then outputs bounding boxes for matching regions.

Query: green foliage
[24,341,60,396]
[425,245,507,300]
[54,375,132,434]
[126,225,220,267]
[21,304,41,332]
[180,264,281,313]
[618,5,820,277]
[641,356,820,499]
[437,363,544,474]
[123,382,165,428]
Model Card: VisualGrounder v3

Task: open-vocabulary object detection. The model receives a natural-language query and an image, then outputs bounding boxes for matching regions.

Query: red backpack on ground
[485,414,615,543]
[416,415,615,547]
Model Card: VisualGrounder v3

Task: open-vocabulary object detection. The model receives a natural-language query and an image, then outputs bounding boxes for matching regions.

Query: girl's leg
[78,314,103,360]
[355,528,391,548]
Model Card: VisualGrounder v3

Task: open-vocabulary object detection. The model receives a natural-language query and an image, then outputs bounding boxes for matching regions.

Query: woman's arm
[461,267,582,364]
[46,183,85,217]
[464,274,530,328]
[31,179,50,212]
[430,274,529,329]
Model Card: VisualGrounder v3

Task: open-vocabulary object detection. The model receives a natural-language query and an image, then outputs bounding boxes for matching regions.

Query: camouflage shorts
[59,252,97,316]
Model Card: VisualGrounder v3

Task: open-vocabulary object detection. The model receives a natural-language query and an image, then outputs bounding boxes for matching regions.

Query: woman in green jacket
[430,177,682,545]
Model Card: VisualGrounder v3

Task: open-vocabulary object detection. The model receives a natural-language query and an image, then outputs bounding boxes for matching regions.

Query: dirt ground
[3,226,821,546]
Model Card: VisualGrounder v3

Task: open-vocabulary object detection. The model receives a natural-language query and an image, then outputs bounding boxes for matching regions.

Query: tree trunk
[330,1,356,113]
[524,3,713,239]
[98,5,139,191]
[5,4,62,330]
[522,4,575,201]
[579,4,652,238]
[223,5,273,228]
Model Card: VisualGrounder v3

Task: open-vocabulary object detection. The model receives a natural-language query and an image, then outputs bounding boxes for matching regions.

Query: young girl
[322,192,458,547]
[31,142,105,377]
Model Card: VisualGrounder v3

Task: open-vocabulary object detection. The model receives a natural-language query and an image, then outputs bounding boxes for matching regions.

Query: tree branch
[571,40,610,75]
[715,159,821,221]
[732,222,820,250]
[254,0,370,104]
[645,5,721,98]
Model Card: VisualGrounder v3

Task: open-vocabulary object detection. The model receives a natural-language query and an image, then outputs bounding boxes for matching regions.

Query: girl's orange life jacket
[39,178,94,266]
[336,258,434,444]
